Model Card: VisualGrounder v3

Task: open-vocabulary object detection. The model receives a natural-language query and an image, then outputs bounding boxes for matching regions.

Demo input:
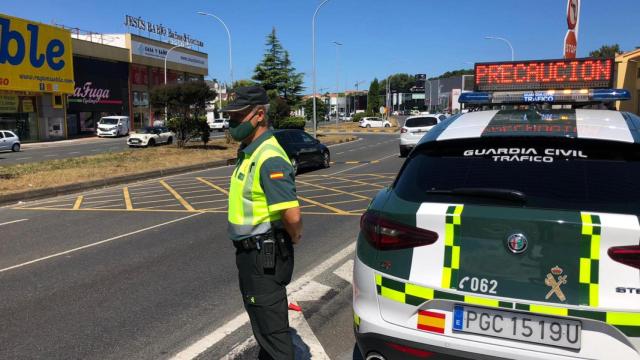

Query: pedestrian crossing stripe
[375,273,640,337]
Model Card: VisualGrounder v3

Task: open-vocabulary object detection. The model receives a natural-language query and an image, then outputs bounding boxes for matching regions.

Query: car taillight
[401,127,408,133]
[608,245,640,270]
[360,211,438,250]
[385,342,434,358]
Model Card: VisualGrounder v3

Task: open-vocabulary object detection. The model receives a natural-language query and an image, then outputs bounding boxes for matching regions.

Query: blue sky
[3,0,639,93]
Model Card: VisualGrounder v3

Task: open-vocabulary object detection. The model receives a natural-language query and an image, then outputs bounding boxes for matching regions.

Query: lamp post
[484,36,514,61]
[312,0,331,138]
[164,44,184,123]
[332,41,342,125]
[197,11,234,85]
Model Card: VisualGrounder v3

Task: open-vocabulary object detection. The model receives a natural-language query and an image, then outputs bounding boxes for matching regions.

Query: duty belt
[233,233,274,251]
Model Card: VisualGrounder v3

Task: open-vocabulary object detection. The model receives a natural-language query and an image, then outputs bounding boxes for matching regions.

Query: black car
[273,129,330,174]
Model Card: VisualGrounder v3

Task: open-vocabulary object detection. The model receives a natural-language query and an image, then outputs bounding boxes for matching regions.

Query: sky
[3,0,639,93]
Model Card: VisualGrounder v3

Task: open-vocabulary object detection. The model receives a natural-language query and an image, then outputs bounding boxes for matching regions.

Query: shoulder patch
[269,171,285,180]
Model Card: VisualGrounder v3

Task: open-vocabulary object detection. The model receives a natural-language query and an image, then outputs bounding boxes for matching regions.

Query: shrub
[352,112,377,123]
[274,116,306,129]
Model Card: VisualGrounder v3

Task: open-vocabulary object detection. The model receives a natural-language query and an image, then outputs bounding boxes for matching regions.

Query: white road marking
[0,213,203,274]
[44,154,56,157]
[329,153,397,175]
[15,157,32,160]
[332,259,354,283]
[170,242,356,360]
[0,219,28,227]
[291,280,333,302]
[336,151,345,155]
[67,151,80,155]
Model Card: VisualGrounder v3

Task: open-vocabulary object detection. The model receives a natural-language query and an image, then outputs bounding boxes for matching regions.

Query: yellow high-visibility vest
[228,136,292,240]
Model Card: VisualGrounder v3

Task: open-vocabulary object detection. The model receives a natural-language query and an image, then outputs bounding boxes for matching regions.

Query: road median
[1,134,357,206]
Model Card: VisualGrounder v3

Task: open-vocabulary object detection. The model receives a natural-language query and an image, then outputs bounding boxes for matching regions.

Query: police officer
[222,86,302,359]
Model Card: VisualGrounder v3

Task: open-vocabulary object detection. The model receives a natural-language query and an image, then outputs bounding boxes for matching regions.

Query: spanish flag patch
[269,171,285,180]
[417,310,445,334]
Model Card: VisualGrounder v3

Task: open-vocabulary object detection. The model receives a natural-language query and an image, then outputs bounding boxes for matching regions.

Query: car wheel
[366,124,371,128]
[322,151,330,168]
[147,139,156,147]
[399,146,409,158]
[291,157,299,175]
[384,124,390,128]
[11,143,20,152]
[167,137,173,145]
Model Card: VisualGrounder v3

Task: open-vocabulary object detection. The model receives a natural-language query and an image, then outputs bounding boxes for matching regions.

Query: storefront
[0,13,74,141]
[616,49,640,115]
[67,56,129,135]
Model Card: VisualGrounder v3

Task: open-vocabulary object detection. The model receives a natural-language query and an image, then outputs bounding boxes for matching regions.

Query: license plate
[130,139,140,143]
[453,305,581,350]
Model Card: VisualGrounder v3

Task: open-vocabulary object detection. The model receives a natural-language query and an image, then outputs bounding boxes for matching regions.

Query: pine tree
[253,28,304,106]
[367,78,381,114]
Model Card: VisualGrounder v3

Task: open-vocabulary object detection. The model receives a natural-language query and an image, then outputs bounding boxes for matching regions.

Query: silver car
[0,130,20,152]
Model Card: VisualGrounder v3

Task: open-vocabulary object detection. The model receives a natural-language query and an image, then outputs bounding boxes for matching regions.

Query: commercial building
[0,13,75,142]
[615,49,640,115]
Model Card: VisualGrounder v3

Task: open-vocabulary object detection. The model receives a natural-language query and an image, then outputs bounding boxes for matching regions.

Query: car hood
[128,133,155,139]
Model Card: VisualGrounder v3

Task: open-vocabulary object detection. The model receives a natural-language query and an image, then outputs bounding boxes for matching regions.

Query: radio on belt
[460,57,630,105]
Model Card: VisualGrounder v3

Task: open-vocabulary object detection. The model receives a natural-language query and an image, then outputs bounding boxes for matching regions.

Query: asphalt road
[0,131,228,166]
[0,133,403,359]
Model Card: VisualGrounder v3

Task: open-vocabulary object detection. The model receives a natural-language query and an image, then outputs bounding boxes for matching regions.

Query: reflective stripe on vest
[228,136,292,240]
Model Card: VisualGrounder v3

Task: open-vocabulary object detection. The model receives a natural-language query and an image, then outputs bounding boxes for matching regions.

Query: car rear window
[393,138,640,214]
[405,117,437,127]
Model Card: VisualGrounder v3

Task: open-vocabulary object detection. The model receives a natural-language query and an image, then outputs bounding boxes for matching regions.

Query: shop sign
[70,82,122,105]
[131,40,207,69]
[0,13,74,93]
[124,15,204,48]
[22,98,34,112]
[0,94,19,113]
[68,57,127,112]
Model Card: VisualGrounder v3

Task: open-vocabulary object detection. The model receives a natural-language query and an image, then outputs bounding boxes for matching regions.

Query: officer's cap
[221,86,269,112]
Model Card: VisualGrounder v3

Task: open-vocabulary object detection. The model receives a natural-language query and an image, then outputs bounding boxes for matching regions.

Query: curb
[1,159,234,207]
[316,129,398,134]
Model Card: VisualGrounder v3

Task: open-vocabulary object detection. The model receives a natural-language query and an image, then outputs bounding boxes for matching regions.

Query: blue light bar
[458,92,490,104]
[592,89,630,101]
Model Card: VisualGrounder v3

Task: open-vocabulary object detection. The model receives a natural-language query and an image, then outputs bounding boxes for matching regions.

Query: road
[0,131,228,166]
[0,133,403,359]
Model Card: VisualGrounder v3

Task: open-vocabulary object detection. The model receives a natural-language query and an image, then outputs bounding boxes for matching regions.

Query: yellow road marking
[197,177,229,195]
[326,198,368,205]
[73,196,84,210]
[123,187,133,210]
[296,180,371,200]
[297,195,350,215]
[160,180,195,211]
[345,161,360,164]
[349,208,368,213]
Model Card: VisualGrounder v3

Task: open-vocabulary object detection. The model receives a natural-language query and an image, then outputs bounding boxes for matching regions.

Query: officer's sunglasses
[228,108,257,123]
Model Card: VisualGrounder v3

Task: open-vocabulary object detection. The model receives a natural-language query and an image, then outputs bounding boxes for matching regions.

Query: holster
[261,238,276,270]
[275,231,291,259]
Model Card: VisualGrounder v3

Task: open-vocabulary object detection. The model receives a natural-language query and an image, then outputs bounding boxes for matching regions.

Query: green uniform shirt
[228,130,298,240]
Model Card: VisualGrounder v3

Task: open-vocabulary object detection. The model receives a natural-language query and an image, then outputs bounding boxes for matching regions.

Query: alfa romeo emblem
[506,233,528,254]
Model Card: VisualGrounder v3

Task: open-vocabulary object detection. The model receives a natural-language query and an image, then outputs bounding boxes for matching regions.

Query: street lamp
[164,44,184,123]
[484,36,514,61]
[332,41,342,125]
[197,11,234,85]
[312,0,331,138]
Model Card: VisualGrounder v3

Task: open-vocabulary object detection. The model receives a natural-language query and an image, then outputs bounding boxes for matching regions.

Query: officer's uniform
[228,129,298,360]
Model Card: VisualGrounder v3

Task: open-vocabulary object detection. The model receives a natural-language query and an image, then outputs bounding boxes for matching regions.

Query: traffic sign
[567,0,579,29]
[564,30,577,59]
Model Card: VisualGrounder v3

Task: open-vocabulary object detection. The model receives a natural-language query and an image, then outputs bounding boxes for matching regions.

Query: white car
[399,114,448,157]
[96,116,130,137]
[127,126,174,147]
[359,117,391,128]
[0,130,20,152]
[209,118,229,132]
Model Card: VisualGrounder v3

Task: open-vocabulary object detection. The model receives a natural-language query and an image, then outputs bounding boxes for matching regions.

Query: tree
[150,81,216,147]
[378,74,417,95]
[589,44,622,58]
[231,79,257,90]
[367,78,382,114]
[253,28,304,106]
[429,69,473,80]
[303,97,327,122]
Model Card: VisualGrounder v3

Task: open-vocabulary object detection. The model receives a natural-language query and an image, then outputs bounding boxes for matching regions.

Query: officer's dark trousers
[236,242,294,359]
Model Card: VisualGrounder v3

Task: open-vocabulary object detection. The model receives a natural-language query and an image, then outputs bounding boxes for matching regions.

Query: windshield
[99,118,118,125]
[394,138,640,214]
[141,127,156,134]
[405,117,438,127]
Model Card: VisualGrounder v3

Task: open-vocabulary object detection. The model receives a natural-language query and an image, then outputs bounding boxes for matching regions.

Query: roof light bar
[459,89,630,105]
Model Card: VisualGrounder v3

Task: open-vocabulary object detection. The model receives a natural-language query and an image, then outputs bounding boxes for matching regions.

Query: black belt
[233,233,273,251]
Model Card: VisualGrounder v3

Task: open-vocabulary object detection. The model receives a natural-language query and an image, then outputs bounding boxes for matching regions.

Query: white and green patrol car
[354,94,640,358]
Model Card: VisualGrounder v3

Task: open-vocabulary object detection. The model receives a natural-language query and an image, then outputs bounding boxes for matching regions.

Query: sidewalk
[21,136,110,149]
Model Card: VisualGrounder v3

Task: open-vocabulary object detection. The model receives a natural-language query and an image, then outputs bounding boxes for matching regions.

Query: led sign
[474,58,613,91]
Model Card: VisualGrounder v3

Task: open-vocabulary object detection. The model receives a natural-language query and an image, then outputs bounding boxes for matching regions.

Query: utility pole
[332,41,342,126]
[311,0,332,138]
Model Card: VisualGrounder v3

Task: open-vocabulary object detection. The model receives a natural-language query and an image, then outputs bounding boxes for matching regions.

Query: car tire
[322,151,330,168]
[167,137,173,145]
[366,124,371,128]
[147,139,156,147]
[384,124,390,128]
[11,143,20,152]
[291,157,299,175]
[399,146,409,158]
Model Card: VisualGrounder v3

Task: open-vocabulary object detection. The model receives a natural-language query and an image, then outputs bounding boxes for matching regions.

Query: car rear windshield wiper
[426,187,527,203]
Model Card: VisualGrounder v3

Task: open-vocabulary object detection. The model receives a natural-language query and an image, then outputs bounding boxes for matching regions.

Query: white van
[97,116,130,137]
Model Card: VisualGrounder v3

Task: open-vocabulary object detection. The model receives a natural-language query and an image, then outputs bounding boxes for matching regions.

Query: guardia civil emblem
[545,266,567,302]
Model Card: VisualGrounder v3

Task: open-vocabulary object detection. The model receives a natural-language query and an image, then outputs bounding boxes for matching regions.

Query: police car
[353,58,640,360]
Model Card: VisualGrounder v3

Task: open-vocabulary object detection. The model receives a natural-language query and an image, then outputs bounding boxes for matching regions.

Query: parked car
[96,116,130,137]
[209,118,229,132]
[273,129,330,174]
[399,114,445,157]
[127,126,174,147]
[359,117,391,128]
[0,130,20,152]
